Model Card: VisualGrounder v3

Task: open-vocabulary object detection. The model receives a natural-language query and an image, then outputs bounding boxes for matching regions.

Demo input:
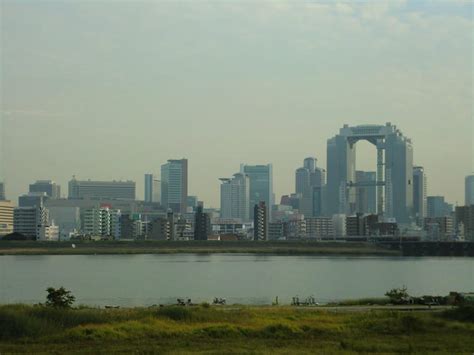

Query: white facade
[38,223,59,241]
[332,214,347,238]
[219,173,250,221]
[81,207,121,238]
[0,200,14,236]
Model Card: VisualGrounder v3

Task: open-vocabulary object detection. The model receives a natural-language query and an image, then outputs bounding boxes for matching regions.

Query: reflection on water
[0,254,472,306]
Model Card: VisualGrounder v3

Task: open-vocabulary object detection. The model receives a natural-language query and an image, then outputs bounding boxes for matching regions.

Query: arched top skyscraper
[326,123,414,224]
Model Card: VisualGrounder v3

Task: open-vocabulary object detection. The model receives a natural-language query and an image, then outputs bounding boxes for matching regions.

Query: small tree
[46,287,75,308]
[385,286,409,304]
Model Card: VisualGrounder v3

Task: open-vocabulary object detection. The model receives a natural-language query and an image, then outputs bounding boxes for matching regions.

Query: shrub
[46,287,75,308]
[156,307,193,321]
[441,306,474,323]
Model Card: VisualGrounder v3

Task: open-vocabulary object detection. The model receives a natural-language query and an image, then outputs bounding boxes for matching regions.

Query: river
[0,254,472,306]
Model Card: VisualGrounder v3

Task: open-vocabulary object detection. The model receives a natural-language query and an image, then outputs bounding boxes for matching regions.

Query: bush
[441,306,474,323]
[156,307,193,321]
[46,287,75,308]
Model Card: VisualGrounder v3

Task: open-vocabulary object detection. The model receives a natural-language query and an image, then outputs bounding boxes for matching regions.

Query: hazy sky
[1,0,473,207]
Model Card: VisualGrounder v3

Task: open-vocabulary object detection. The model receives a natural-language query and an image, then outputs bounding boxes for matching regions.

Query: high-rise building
[427,196,452,218]
[241,164,273,219]
[18,192,49,208]
[144,174,160,203]
[0,182,5,201]
[295,158,326,218]
[68,177,136,200]
[194,205,210,240]
[465,175,474,206]
[29,180,61,199]
[220,173,250,221]
[253,201,268,241]
[0,200,14,237]
[327,123,413,223]
[13,206,49,239]
[161,159,188,214]
[355,171,376,215]
[80,207,121,238]
[413,167,427,226]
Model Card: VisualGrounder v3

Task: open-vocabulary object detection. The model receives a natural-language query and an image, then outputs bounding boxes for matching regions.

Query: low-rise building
[306,217,335,239]
[13,206,49,239]
[0,200,14,237]
[424,216,454,241]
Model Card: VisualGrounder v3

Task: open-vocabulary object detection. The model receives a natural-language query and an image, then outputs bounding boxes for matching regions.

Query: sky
[1,0,473,208]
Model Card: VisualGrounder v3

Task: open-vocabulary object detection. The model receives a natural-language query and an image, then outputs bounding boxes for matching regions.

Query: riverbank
[0,240,401,256]
[0,304,473,353]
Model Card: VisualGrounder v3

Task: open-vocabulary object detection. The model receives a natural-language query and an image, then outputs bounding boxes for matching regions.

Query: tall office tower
[413,167,428,226]
[253,201,268,241]
[304,157,316,173]
[295,167,312,217]
[144,174,161,203]
[241,164,273,220]
[355,171,377,215]
[0,200,14,237]
[427,196,452,218]
[161,159,188,214]
[295,158,326,218]
[466,175,474,206]
[194,204,210,240]
[326,123,414,223]
[18,192,49,208]
[219,173,250,221]
[0,182,5,201]
[68,177,136,200]
[29,180,61,199]
[13,206,49,239]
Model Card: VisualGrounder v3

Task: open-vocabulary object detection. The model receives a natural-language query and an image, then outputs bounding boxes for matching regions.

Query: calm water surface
[0,254,472,306]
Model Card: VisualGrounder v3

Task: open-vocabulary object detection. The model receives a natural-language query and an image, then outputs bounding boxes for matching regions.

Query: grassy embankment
[0,304,473,354]
[0,240,401,256]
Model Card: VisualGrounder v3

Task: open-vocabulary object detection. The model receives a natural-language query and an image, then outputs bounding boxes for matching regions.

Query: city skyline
[0,126,473,209]
[1,1,473,207]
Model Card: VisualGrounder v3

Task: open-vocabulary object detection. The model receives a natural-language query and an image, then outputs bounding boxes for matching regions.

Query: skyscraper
[241,164,273,219]
[29,180,61,199]
[161,159,188,214]
[413,167,427,225]
[326,123,413,223]
[194,204,210,241]
[295,158,326,218]
[219,173,250,221]
[465,175,474,206]
[68,178,136,200]
[144,174,160,203]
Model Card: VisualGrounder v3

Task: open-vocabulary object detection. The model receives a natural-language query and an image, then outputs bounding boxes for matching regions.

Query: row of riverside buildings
[1,124,474,242]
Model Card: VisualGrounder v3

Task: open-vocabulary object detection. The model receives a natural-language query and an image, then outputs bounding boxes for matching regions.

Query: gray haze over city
[1,0,473,207]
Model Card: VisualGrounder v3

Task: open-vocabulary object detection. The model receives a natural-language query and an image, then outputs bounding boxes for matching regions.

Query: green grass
[0,304,473,353]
